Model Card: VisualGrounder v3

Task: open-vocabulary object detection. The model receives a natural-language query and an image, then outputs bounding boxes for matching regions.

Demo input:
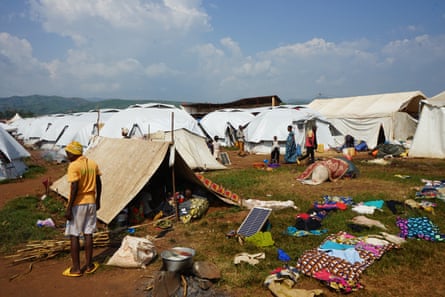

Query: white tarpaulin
[0,126,30,180]
[308,91,426,149]
[199,109,255,146]
[245,106,341,154]
[409,91,445,158]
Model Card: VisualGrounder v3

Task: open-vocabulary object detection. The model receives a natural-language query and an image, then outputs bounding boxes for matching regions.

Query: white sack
[107,235,157,268]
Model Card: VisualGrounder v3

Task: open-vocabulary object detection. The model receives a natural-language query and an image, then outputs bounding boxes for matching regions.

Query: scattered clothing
[245,231,275,247]
[350,216,387,230]
[396,216,445,241]
[234,252,265,265]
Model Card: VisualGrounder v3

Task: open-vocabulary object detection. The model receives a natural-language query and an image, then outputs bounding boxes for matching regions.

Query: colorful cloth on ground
[396,216,445,241]
[322,195,354,205]
[295,231,397,292]
[297,158,350,183]
[245,231,275,247]
[286,227,327,237]
[179,197,209,223]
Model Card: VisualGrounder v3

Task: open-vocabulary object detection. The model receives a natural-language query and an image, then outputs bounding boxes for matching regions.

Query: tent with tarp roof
[50,137,240,224]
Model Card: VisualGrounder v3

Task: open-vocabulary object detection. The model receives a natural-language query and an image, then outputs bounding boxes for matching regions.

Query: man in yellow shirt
[62,141,102,277]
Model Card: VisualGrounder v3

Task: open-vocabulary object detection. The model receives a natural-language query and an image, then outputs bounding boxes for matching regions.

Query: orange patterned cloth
[196,173,240,203]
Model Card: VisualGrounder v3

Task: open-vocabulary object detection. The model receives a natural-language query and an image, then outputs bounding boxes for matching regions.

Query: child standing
[270,136,280,164]
[213,135,221,161]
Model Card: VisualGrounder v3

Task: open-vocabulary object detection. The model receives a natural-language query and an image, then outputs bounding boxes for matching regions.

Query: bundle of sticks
[5,231,111,265]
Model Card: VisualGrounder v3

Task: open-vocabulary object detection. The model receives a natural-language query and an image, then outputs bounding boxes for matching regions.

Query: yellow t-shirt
[67,156,101,205]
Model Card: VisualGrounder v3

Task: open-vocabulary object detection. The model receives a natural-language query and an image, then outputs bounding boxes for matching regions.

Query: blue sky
[0,0,444,103]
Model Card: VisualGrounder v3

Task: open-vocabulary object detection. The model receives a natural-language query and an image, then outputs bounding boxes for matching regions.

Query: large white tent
[409,91,445,158]
[17,115,62,146]
[39,109,120,149]
[308,91,426,149]
[99,103,203,139]
[245,106,341,154]
[0,126,30,180]
[198,109,255,146]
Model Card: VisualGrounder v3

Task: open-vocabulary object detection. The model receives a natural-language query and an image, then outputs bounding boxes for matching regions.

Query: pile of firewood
[5,231,111,265]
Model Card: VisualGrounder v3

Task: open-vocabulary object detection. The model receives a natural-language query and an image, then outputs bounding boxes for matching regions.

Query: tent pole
[96,108,100,137]
[170,112,179,222]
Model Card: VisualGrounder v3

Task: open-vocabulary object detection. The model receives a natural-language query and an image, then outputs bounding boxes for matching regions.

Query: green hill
[0,95,182,118]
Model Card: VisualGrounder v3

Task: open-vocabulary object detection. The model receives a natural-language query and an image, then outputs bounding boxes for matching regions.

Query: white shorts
[65,204,97,237]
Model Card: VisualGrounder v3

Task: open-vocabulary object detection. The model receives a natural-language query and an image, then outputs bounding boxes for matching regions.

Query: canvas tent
[50,137,238,224]
[0,126,30,180]
[308,91,426,149]
[148,128,226,171]
[245,106,341,154]
[409,91,445,158]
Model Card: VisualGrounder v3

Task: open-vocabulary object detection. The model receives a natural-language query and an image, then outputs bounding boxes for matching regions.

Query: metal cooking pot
[161,247,195,272]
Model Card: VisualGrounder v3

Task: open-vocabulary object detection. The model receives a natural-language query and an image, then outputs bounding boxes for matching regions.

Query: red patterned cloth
[195,173,240,204]
[297,158,350,182]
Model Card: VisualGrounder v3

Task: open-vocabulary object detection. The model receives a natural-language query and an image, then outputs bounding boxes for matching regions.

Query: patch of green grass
[0,195,65,253]
[22,164,46,178]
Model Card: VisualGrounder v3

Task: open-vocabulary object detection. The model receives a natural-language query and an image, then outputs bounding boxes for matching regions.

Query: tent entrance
[377,125,386,145]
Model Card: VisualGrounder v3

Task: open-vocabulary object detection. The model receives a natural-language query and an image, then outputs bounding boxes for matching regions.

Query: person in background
[284,125,298,163]
[213,135,221,161]
[270,135,280,164]
[121,128,130,138]
[236,125,247,156]
[298,128,316,164]
[206,138,214,156]
[63,141,102,277]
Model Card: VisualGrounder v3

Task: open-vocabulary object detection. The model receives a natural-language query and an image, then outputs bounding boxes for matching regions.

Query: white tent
[39,109,120,149]
[409,91,445,158]
[308,91,426,149]
[245,106,341,154]
[148,128,226,171]
[0,126,30,180]
[6,113,23,124]
[198,109,255,146]
[13,114,61,146]
[99,103,203,139]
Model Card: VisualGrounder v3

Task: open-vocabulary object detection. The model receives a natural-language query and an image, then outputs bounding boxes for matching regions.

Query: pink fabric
[297,158,350,182]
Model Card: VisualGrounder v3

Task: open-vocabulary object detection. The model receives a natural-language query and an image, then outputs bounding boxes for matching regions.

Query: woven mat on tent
[297,158,350,183]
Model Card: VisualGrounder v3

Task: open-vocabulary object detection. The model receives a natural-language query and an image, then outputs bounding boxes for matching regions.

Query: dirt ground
[0,148,438,297]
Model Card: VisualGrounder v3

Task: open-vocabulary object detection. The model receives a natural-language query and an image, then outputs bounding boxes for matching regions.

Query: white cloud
[1,1,444,100]
[29,0,211,46]
[145,62,179,77]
